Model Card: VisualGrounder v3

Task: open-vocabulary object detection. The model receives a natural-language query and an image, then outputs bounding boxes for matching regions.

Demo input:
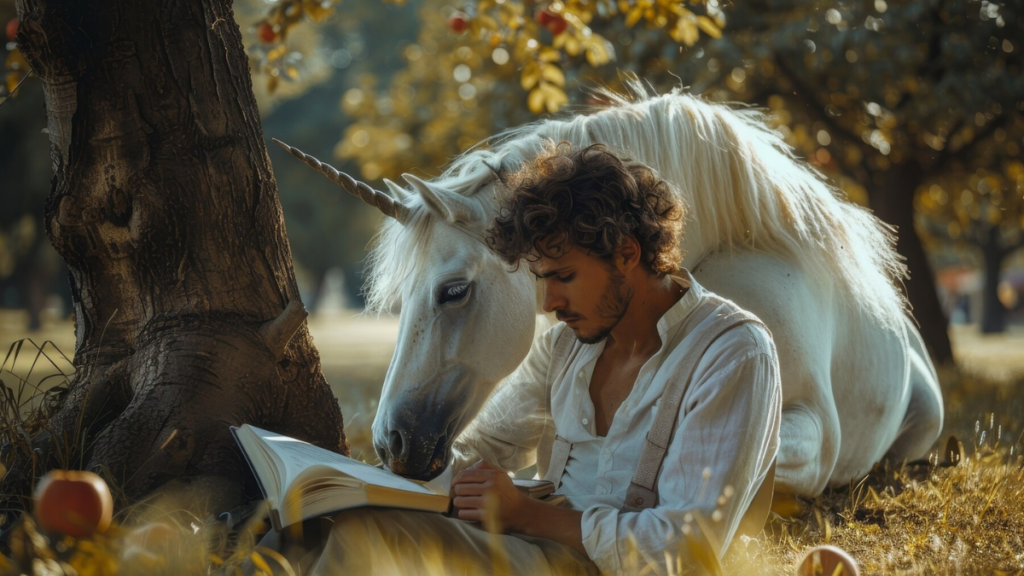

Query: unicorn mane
[365,85,908,328]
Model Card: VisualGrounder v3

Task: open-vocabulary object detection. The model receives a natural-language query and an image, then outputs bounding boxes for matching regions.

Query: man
[445,141,781,575]
[261,142,780,576]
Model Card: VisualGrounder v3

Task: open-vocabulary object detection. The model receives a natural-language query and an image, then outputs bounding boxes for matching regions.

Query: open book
[232,424,558,531]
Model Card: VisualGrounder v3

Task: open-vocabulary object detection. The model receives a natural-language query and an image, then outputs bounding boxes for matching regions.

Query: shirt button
[582,417,590,425]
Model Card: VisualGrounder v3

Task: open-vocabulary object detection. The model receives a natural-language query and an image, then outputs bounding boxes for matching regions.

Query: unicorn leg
[776,400,840,497]
[884,318,943,462]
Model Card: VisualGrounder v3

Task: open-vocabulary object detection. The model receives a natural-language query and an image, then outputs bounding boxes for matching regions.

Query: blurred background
[1,0,1022,458]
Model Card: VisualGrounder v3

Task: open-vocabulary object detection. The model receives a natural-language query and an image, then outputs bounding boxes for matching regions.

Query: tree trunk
[5,0,347,517]
[867,160,955,365]
[979,227,1008,334]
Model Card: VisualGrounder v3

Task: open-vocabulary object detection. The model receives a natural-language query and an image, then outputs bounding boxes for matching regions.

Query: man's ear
[617,236,642,272]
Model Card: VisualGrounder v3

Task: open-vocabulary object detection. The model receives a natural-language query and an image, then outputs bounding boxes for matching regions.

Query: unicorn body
[280,89,943,496]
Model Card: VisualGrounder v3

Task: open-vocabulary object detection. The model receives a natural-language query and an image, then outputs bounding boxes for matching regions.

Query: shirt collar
[656,268,704,336]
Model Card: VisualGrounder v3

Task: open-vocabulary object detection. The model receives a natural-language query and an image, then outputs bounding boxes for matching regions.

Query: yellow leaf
[625,6,644,27]
[671,16,699,46]
[538,47,561,62]
[521,63,540,90]
[285,66,299,79]
[267,75,279,94]
[541,64,565,87]
[697,15,722,38]
[306,5,333,22]
[527,87,546,114]
[478,15,499,30]
[267,45,287,61]
[564,35,580,56]
[585,37,613,66]
[540,83,568,113]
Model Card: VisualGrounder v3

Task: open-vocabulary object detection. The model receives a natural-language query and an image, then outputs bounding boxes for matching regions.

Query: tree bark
[5,0,347,517]
[867,160,955,365]
[979,227,1008,334]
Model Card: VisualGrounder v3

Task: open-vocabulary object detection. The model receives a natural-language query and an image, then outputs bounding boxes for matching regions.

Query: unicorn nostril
[388,429,409,460]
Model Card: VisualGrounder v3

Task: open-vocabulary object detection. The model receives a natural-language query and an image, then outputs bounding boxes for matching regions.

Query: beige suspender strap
[622,305,768,513]
[540,326,578,485]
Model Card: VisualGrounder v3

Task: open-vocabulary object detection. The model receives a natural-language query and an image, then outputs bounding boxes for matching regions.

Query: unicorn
[276,87,943,496]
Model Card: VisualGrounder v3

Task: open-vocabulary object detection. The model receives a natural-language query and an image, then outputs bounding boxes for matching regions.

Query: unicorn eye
[438,282,472,305]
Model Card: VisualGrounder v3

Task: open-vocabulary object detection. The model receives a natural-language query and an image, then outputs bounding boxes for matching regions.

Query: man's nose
[542,284,565,314]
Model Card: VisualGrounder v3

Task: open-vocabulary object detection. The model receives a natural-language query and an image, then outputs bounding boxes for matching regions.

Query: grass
[0,328,1021,575]
[722,366,1024,575]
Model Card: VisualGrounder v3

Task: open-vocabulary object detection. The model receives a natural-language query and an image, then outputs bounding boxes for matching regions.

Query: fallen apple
[796,545,859,576]
[33,470,114,538]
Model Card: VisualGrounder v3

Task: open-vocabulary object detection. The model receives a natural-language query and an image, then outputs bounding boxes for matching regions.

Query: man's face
[529,245,635,344]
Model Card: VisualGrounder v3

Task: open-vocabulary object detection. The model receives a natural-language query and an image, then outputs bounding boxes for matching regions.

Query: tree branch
[931,114,1008,170]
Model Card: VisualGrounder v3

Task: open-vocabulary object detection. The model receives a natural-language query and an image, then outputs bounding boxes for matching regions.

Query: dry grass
[722,367,1024,576]
[0,318,1022,574]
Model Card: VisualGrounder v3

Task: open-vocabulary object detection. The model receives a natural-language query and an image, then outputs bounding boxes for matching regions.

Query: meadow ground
[0,309,1022,574]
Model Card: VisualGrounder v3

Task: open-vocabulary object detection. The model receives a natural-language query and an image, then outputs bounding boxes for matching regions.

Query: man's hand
[451,460,588,557]
[451,461,530,533]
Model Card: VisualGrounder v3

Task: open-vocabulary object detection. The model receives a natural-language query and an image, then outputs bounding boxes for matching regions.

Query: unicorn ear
[402,173,485,225]
[383,178,411,201]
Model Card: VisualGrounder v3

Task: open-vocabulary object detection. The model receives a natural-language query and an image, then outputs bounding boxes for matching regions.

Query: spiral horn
[273,138,409,223]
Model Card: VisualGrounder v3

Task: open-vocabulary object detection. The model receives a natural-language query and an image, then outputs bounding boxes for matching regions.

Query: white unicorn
[276,87,943,496]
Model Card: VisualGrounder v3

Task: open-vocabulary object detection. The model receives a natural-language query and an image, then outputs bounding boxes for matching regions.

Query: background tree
[916,116,1024,333]
[0,0,347,519]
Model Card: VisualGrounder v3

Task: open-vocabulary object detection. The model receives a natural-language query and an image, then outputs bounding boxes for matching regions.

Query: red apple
[797,545,859,576]
[34,470,114,538]
[449,12,470,34]
[5,18,17,41]
[257,22,276,43]
[546,15,568,35]
[534,8,554,26]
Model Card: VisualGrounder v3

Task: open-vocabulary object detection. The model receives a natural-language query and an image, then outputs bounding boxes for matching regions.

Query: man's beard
[575,266,633,344]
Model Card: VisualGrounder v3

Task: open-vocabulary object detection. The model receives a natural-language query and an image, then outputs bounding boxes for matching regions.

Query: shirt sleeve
[580,326,782,576]
[449,323,562,476]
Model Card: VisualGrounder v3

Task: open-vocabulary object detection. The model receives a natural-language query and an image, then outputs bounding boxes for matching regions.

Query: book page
[246,425,435,495]
[419,465,453,496]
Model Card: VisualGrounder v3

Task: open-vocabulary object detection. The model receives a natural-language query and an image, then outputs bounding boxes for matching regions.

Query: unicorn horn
[272,138,409,223]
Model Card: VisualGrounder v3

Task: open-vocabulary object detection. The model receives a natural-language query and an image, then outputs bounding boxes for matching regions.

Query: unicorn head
[274,139,540,479]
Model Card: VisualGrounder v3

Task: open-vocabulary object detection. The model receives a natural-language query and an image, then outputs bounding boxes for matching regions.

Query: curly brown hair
[487,141,684,274]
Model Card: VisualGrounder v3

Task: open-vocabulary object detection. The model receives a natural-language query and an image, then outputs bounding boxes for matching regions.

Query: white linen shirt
[452,270,782,575]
